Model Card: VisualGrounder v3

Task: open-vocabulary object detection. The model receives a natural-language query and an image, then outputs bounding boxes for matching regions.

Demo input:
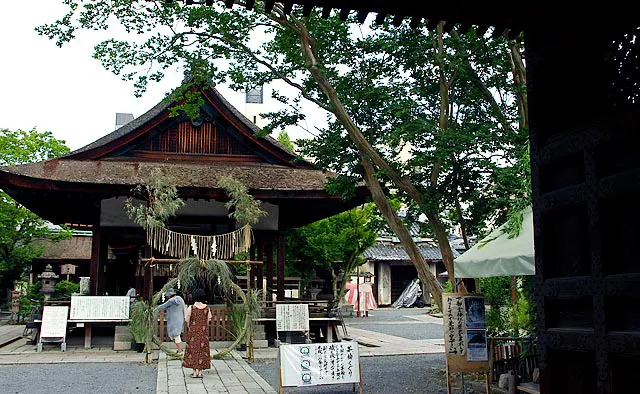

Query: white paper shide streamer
[147,224,253,260]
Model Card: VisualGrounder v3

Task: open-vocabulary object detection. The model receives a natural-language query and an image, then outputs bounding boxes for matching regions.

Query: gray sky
[0,2,320,151]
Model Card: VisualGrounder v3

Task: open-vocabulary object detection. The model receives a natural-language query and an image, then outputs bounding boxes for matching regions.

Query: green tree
[0,128,71,294]
[38,2,529,309]
[286,205,378,305]
[276,130,295,151]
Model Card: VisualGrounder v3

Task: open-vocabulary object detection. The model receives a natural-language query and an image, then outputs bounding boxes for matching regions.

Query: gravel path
[250,354,449,394]
[0,363,157,394]
[344,307,443,340]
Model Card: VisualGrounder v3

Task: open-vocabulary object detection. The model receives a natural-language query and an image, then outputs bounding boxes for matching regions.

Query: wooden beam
[141,258,264,265]
[245,0,255,10]
[224,0,234,8]
[277,233,285,301]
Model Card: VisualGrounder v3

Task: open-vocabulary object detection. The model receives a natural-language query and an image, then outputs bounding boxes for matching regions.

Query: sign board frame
[70,296,130,320]
[443,293,491,394]
[277,341,363,394]
[38,306,69,352]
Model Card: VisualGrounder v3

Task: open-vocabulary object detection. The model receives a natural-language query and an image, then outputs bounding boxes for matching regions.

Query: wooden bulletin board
[443,293,490,394]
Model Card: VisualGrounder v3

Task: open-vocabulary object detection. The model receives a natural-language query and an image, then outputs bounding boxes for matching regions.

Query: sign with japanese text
[70,296,129,320]
[279,342,361,387]
[40,306,69,339]
[276,303,309,332]
[443,294,467,356]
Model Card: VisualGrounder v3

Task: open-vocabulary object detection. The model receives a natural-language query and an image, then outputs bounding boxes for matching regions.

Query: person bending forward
[155,289,186,354]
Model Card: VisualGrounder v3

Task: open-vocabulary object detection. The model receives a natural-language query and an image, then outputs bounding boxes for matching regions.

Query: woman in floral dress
[182,288,212,378]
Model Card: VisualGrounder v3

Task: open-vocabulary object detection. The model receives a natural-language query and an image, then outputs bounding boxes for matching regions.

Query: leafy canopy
[0,128,71,288]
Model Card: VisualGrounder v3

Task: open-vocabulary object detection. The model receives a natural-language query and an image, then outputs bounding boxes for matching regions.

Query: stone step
[113,341,132,351]
[254,332,266,340]
[253,339,268,349]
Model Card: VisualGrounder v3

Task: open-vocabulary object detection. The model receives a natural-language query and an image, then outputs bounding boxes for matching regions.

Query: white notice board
[40,306,69,339]
[70,296,129,320]
[276,304,309,332]
[443,294,467,356]
[279,342,360,387]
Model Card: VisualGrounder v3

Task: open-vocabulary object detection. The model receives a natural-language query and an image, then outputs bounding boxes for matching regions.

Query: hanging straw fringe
[146,224,253,260]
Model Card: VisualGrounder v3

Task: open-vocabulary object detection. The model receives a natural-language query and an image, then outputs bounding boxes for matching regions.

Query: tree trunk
[361,156,443,311]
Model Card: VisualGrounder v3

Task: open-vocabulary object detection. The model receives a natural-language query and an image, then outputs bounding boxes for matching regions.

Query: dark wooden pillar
[90,227,107,295]
[254,243,263,295]
[143,244,153,300]
[276,233,285,301]
[265,234,274,301]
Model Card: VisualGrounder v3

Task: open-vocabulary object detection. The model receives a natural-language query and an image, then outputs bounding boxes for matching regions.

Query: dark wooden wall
[527,21,640,394]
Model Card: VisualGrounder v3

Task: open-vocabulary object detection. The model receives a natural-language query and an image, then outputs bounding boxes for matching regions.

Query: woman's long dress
[182,306,211,370]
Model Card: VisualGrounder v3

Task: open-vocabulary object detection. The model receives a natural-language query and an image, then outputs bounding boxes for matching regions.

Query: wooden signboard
[443,293,490,394]
[38,306,69,352]
[278,341,363,394]
[276,303,309,332]
[70,296,129,320]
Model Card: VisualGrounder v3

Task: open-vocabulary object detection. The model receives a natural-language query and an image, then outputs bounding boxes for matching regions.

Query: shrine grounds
[0,307,487,393]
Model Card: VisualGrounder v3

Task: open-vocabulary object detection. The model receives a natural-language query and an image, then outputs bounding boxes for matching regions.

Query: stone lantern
[38,264,60,300]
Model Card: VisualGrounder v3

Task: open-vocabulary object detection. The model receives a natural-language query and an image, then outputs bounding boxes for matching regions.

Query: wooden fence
[489,337,538,383]
[156,305,234,342]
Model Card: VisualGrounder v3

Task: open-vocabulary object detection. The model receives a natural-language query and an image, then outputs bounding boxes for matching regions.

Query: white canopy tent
[454,206,534,278]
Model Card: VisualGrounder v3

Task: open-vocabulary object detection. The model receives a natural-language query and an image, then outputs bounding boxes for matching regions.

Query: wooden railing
[156,305,234,342]
[489,336,538,383]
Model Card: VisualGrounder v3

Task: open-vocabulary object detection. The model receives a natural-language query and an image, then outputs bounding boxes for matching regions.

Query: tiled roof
[364,243,460,262]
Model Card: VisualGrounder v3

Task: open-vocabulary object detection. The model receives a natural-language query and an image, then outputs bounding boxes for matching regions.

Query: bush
[52,280,80,300]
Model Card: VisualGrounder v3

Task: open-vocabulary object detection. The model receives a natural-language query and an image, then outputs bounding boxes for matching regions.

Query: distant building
[363,223,459,306]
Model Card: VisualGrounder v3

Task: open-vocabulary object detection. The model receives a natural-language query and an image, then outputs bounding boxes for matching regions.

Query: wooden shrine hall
[0,83,366,300]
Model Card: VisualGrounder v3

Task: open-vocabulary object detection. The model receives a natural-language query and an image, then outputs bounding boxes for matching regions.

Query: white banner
[70,296,129,320]
[41,306,69,339]
[279,342,360,387]
[276,304,309,332]
[443,294,467,356]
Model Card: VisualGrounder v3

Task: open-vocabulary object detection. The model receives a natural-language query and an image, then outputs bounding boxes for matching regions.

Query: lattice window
[135,121,254,155]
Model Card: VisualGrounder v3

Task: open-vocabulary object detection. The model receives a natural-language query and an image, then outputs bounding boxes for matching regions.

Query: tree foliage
[0,128,71,291]
[286,204,379,303]
[39,1,530,309]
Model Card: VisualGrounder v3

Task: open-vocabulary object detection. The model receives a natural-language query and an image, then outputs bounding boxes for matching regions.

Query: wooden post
[277,233,285,301]
[90,227,107,295]
[265,234,274,300]
[446,360,452,394]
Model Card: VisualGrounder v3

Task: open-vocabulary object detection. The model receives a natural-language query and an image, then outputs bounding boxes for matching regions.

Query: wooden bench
[517,382,540,394]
